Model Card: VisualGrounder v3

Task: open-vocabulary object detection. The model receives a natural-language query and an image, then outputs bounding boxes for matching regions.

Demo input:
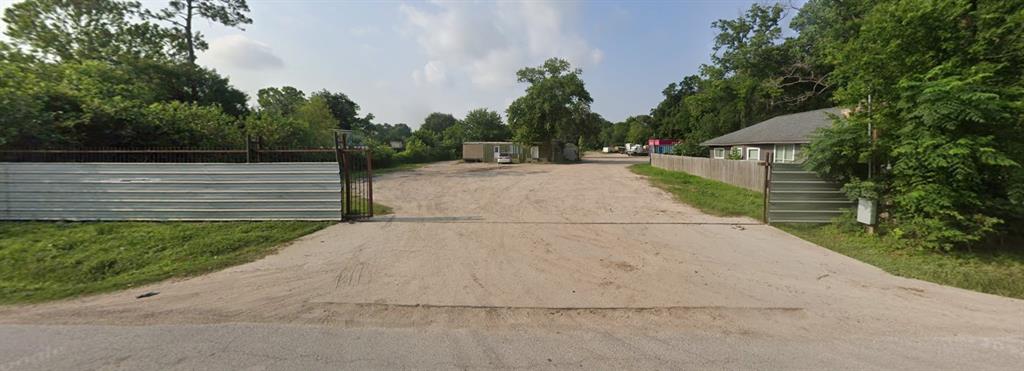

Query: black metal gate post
[333,130,374,221]
[247,135,261,163]
[366,152,374,217]
[339,132,348,221]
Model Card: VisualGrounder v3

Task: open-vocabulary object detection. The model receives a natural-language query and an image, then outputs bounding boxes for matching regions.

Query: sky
[2,0,803,128]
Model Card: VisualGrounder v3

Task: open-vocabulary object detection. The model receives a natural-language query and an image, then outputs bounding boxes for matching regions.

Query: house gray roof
[700,107,842,146]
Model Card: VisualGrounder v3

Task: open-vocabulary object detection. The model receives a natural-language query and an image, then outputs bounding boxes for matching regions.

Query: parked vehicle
[625,143,649,156]
[496,153,513,164]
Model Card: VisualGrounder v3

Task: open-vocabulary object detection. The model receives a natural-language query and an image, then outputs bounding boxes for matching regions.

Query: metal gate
[766,162,853,223]
[335,132,374,220]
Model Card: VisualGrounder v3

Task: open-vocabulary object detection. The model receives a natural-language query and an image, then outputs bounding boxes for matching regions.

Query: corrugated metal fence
[767,163,854,223]
[0,162,342,221]
[650,154,767,192]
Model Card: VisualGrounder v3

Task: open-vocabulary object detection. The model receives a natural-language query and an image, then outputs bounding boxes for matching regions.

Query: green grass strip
[629,164,763,219]
[0,221,335,304]
[631,163,1024,299]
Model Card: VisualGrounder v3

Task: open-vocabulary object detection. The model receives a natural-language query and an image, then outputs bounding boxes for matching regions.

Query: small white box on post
[857,198,877,225]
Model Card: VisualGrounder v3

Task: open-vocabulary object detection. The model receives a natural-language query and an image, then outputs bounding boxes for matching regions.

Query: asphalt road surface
[1,154,1022,370]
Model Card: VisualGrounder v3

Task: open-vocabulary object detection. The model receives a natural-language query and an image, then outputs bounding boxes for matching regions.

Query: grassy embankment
[0,200,393,304]
[0,159,427,304]
[0,221,329,304]
[630,163,1024,299]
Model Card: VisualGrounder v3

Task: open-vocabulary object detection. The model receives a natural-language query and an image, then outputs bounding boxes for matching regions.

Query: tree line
[0,0,602,166]
[629,1,1022,251]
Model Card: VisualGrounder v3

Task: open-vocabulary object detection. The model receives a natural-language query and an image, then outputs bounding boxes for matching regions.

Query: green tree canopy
[802,0,1024,250]
[3,0,174,62]
[506,58,594,143]
[461,108,510,141]
[311,89,362,130]
[256,86,306,116]
[420,112,459,134]
[624,115,655,144]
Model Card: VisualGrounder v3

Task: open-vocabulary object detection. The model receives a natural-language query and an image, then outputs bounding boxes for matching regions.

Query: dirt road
[1,153,1022,369]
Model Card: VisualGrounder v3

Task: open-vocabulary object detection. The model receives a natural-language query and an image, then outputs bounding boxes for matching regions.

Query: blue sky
[4,0,803,127]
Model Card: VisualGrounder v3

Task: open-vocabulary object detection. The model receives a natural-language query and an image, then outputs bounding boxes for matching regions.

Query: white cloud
[412,60,448,85]
[204,34,284,70]
[400,1,601,91]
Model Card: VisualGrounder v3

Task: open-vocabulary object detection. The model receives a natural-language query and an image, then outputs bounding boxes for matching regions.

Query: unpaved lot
[1,154,1022,369]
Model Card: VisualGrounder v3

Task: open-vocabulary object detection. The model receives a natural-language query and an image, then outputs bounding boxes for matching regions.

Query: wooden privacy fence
[650,154,767,192]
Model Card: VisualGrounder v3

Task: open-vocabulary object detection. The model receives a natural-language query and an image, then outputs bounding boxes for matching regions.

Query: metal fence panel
[767,163,854,223]
[0,163,342,221]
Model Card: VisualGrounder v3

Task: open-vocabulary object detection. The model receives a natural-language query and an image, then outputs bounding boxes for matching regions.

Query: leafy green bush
[726,148,743,160]
[364,140,396,168]
[803,1,1024,251]
[672,142,707,156]
[394,136,454,164]
[141,101,243,147]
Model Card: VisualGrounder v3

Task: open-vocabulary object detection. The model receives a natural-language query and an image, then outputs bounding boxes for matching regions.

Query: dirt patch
[602,260,638,272]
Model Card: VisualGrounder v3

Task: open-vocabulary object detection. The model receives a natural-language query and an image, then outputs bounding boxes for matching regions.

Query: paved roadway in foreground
[3,323,1022,370]
[1,154,1022,369]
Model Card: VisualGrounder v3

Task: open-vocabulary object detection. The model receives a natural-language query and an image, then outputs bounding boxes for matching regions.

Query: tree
[140,101,244,147]
[801,0,1024,249]
[624,115,655,144]
[311,90,362,130]
[461,108,510,141]
[246,94,336,148]
[645,3,835,154]
[151,0,252,65]
[3,0,174,62]
[131,61,249,116]
[256,86,306,116]
[506,58,594,143]
[382,123,412,142]
[420,112,458,134]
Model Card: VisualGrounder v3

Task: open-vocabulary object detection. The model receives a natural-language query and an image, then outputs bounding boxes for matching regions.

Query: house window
[774,144,797,163]
[746,147,760,161]
[713,148,726,159]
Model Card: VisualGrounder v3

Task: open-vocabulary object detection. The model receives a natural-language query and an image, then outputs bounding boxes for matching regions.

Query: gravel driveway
[1,153,1022,369]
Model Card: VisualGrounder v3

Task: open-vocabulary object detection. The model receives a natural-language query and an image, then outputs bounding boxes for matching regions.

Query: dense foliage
[639,0,1023,250]
[595,3,833,153]
[0,0,510,162]
[1,0,252,148]
[507,58,596,144]
[799,0,1024,250]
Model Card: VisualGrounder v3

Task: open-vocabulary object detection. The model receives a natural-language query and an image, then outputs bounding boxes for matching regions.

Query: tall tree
[506,58,594,143]
[3,0,173,62]
[256,86,306,116]
[461,108,510,141]
[420,112,458,134]
[624,115,655,144]
[152,0,252,65]
[311,90,362,130]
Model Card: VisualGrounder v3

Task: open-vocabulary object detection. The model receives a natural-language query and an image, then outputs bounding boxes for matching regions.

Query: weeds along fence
[650,153,767,192]
[0,140,373,221]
